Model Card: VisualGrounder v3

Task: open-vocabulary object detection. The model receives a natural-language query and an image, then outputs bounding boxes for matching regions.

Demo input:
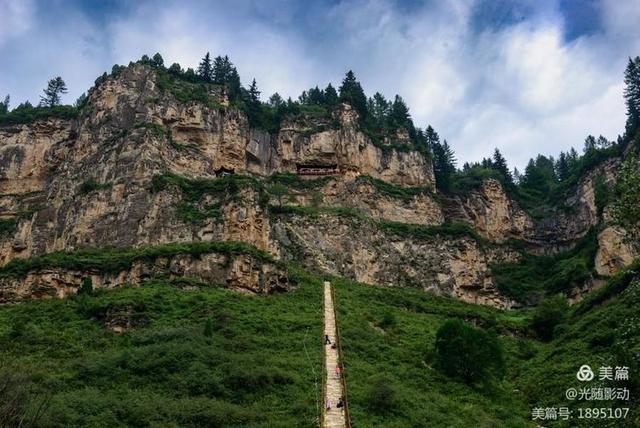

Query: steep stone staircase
[323,281,350,428]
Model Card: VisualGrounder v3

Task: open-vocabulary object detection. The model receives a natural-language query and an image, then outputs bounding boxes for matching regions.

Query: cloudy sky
[1,0,639,169]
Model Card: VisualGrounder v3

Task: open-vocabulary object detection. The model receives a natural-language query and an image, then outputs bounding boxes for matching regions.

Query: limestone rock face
[595,227,637,276]
[1,63,636,307]
[455,179,533,243]
[0,251,288,303]
[273,106,435,188]
[0,65,434,266]
[271,214,518,308]
[0,119,72,194]
[286,176,443,225]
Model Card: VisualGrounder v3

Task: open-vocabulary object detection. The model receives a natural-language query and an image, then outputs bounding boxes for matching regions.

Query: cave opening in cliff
[296,164,339,175]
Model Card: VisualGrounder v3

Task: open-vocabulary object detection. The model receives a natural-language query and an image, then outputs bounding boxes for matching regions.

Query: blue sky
[1,0,639,169]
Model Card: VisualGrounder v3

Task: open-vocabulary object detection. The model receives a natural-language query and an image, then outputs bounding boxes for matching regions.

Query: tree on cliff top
[0,95,9,114]
[197,52,213,82]
[624,56,640,136]
[39,77,67,107]
[492,148,513,187]
[338,70,367,118]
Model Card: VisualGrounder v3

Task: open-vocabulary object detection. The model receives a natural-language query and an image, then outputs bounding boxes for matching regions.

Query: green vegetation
[434,319,505,386]
[0,241,277,279]
[155,68,224,110]
[334,267,640,427]
[356,175,430,201]
[134,121,166,138]
[78,277,94,295]
[0,104,78,126]
[332,277,532,427]
[0,218,17,239]
[267,183,288,207]
[378,220,485,243]
[78,178,112,194]
[268,173,333,190]
[0,274,323,426]
[175,202,222,224]
[491,228,599,304]
[529,295,569,341]
[39,77,68,107]
[269,205,362,219]
[516,267,640,427]
[2,243,638,426]
[612,156,640,242]
[270,201,487,244]
[151,172,263,224]
[151,172,260,202]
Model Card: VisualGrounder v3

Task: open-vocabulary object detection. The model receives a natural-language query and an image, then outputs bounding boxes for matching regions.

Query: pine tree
[431,136,456,193]
[556,152,570,181]
[623,56,640,136]
[596,135,610,149]
[424,125,440,149]
[338,70,367,118]
[168,63,182,76]
[269,93,284,108]
[0,94,9,114]
[583,135,597,153]
[245,79,262,127]
[197,52,213,82]
[151,53,164,68]
[513,167,522,184]
[370,92,390,124]
[491,148,513,186]
[213,55,233,85]
[308,86,324,105]
[324,84,338,106]
[226,67,242,101]
[74,93,87,108]
[390,95,411,129]
[39,77,68,107]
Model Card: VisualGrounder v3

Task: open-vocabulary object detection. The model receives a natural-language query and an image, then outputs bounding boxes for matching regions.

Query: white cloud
[0,0,34,46]
[0,0,638,170]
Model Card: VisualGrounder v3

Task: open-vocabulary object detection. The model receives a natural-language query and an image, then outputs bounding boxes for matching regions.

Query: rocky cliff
[0,63,636,306]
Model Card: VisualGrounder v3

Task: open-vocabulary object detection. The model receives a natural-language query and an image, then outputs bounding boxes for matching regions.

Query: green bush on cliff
[356,175,431,201]
[0,241,277,278]
[151,173,260,200]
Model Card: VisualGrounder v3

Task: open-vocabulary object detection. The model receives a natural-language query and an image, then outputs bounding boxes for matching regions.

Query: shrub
[78,178,111,194]
[530,295,568,341]
[378,311,397,330]
[365,374,398,414]
[434,319,504,385]
[204,318,214,338]
[78,277,93,295]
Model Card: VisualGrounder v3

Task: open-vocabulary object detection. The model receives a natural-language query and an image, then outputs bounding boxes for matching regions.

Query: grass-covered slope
[0,270,323,427]
[332,277,533,427]
[1,251,638,427]
[333,264,640,427]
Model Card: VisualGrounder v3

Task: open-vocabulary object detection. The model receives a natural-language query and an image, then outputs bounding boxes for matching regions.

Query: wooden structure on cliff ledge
[214,166,235,177]
[296,164,339,176]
